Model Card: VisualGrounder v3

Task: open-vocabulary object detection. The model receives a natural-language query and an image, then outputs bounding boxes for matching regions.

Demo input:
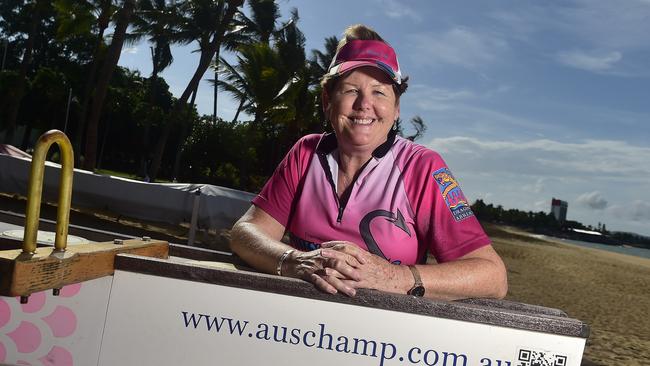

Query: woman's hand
[320,241,411,295]
[283,243,365,297]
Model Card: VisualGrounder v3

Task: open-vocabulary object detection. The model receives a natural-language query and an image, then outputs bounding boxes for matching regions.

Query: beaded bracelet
[276,249,295,276]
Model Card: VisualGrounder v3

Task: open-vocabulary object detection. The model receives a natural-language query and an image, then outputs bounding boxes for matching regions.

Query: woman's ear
[321,88,330,116]
[394,102,400,121]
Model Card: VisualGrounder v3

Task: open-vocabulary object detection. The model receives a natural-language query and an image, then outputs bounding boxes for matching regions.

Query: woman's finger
[322,242,368,265]
[321,255,362,281]
[309,273,338,294]
[321,246,366,266]
[320,273,357,297]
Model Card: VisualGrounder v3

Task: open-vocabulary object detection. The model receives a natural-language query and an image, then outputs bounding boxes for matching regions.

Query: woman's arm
[230,205,290,274]
[230,205,363,296]
[320,242,508,300]
[231,205,507,300]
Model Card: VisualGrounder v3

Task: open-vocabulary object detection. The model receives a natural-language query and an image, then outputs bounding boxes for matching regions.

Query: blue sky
[118,0,650,236]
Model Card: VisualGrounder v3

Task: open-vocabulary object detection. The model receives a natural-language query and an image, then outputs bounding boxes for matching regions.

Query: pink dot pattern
[42,307,76,338]
[0,284,80,365]
[7,321,41,353]
[40,346,73,366]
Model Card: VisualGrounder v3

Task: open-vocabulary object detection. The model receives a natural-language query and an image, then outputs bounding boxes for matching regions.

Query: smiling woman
[229,24,507,301]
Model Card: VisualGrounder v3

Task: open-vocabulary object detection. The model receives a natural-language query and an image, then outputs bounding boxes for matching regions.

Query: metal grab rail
[23,130,74,253]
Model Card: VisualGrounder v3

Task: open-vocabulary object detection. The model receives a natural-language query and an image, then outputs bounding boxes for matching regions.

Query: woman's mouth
[350,118,375,125]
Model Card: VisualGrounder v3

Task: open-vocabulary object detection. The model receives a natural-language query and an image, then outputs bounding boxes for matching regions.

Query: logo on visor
[432,168,474,222]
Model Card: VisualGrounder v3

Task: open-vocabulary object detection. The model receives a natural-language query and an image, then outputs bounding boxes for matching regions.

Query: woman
[230,24,507,300]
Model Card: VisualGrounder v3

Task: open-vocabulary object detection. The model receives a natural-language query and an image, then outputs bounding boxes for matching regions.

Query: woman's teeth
[351,118,374,125]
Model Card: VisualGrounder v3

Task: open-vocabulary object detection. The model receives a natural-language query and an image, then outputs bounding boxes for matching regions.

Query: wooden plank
[0,239,168,296]
[115,253,590,338]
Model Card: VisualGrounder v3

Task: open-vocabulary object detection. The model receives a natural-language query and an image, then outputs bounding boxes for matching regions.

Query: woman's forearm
[229,206,291,275]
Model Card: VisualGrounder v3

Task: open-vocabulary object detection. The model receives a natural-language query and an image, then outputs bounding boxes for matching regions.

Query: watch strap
[407,265,423,286]
[407,265,425,296]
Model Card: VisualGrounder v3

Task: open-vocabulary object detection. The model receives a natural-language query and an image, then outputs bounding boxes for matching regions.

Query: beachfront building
[551,198,568,223]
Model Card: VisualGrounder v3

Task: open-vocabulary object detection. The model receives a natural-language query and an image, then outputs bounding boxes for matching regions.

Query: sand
[484,224,650,366]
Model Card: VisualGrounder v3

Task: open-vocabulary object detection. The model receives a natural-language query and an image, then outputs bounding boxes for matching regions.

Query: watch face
[409,285,425,297]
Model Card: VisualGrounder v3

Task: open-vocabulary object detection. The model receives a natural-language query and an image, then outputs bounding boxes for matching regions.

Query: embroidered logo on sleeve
[432,167,474,222]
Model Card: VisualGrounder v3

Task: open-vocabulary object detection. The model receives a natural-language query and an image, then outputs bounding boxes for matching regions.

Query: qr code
[517,348,567,366]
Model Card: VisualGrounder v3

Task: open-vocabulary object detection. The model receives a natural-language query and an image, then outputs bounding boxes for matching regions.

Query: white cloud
[407,84,476,111]
[608,200,650,223]
[121,46,139,54]
[556,0,650,50]
[427,137,650,180]
[490,1,650,51]
[576,191,608,210]
[486,1,650,76]
[423,136,650,234]
[523,177,546,194]
[373,0,421,22]
[407,27,509,69]
[556,49,622,72]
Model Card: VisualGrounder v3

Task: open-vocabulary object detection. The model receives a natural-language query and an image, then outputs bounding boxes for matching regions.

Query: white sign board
[99,270,585,366]
[0,276,113,366]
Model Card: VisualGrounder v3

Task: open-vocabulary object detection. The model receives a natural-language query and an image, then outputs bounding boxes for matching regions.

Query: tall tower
[551,198,568,223]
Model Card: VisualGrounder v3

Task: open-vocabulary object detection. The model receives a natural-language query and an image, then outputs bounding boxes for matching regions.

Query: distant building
[551,198,568,223]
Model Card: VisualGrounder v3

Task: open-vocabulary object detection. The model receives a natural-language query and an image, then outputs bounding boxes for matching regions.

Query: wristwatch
[407,265,425,297]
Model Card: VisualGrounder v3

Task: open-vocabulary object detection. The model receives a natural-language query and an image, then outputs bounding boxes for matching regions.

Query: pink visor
[325,40,403,85]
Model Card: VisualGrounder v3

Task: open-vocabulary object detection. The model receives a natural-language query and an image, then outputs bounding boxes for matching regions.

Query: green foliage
[1,0,428,193]
[471,199,561,231]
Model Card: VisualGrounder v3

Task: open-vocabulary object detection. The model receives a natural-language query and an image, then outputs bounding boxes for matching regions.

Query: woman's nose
[353,91,372,110]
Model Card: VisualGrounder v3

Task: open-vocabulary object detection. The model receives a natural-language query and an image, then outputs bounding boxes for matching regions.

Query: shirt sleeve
[252,135,319,227]
[402,147,491,263]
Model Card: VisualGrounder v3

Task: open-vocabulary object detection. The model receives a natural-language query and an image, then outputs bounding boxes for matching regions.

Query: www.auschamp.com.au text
[180,311,500,366]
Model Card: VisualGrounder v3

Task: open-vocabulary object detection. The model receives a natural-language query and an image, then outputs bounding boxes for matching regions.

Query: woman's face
[323,67,400,154]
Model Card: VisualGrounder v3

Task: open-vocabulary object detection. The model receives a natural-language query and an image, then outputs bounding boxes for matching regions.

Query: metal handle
[23,130,74,253]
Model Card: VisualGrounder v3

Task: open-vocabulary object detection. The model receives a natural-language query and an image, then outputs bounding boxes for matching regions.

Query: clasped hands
[283,241,407,296]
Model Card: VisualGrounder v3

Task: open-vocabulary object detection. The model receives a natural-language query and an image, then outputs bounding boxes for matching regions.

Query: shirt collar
[316,129,397,158]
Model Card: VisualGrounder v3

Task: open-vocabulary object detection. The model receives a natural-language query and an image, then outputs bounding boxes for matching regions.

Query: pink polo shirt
[252,132,490,265]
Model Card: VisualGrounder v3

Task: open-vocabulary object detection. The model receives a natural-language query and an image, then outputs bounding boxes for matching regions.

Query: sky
[118,0,650,237]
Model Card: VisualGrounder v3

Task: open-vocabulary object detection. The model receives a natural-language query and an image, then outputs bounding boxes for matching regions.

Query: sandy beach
[485,223,650,366]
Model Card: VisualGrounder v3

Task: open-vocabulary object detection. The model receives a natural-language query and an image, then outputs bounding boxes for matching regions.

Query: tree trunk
[82,0,135,171]
[231,98,245,124]
[139,48,160,179]
[213,46,220,123]
[3,1,42,143]
[73,0,112,165]
[148,0,243,180]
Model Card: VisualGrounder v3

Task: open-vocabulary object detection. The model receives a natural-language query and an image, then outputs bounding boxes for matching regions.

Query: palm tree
[2,0,51,143]
[52,0,116,163]
[129,0,175,79]
[217,42,283,124]
[213,5,299,125]
[148,0,244,181]
[128,0,177,177]
[206,0,280,124]
[306,35,339,125]
[83,0,136,170]
[308,35,338,84]
[235,0,280,46]
[395,116,428,142]
[216,10,320,178]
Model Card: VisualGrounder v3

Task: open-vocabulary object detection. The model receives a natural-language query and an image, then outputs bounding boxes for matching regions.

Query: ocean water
[548,236,650,259]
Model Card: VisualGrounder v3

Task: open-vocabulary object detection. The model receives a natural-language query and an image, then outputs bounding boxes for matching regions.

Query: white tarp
[0,154,255,230]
